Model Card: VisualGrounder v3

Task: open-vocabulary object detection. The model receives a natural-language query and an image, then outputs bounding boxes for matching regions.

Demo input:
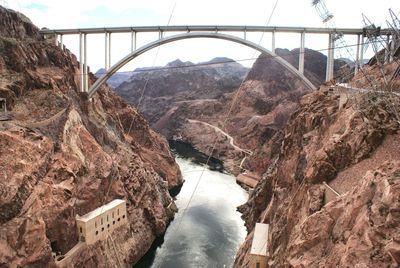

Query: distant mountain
[114,57,248,124]
[94,68,135,88]
[275,48,353,84]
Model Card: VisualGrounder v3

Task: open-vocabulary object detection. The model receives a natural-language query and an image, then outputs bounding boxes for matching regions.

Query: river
[135,142,248,268]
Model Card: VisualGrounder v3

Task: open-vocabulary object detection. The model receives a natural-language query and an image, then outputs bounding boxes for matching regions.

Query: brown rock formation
[235,65,400,267]
[0,6,182,267]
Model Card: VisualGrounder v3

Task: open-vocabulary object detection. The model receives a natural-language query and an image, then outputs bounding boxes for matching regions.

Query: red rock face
[0,6,182,267]
[235,66,400,267]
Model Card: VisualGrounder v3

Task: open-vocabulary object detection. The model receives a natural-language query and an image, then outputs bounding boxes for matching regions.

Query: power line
[168,0,281,238]
[91,38,383,78]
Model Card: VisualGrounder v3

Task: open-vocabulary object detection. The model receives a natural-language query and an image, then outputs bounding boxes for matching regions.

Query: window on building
[79,227,82,233]
[95,221,97,228]
[101,218,103,225]
[256,262,260,268]
[102,227,104,231]
[123,215,125,219]
[96,231,98,235]
[107,224,110,228]
[113,221,115,225]
[112,212,114,218]
[117,209,119,215]
[118,218,120,222]
[107,215,109,221]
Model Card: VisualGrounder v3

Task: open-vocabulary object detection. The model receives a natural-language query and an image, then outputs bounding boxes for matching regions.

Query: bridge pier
[105,32,112,70]
[78,33,89,92]
[59,34,63,50]
[355,34,361,74]
[271,31,275,53]
[131,31,137,52]
[79,33,84,92]
[299,32,305,74]
[326,33,334,81]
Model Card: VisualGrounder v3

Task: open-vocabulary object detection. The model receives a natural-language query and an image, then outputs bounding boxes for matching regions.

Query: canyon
[114,49,349,175]
[1,4,400,268]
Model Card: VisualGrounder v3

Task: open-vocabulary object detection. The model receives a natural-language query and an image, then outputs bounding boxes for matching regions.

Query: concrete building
[75,199,127,245]
[249,223,269,268]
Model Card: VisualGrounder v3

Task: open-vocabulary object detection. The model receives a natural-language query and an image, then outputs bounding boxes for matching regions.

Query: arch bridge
[40,25,394,98]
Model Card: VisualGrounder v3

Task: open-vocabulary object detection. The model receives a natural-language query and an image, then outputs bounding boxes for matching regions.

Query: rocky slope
[155,51,316,175]
[0,6,182,267]
[115,58,248,124]
[234,60,400,266]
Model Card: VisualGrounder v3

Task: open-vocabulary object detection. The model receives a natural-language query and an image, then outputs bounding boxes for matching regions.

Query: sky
[4,0,400,72]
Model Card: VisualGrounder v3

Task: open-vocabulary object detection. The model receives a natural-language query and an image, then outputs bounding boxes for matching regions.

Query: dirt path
[187,119,252,155]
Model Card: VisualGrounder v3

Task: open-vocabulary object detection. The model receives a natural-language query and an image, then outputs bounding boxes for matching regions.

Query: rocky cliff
[0,6,182,267]
[234,60,400,266]
[115,58,248,125]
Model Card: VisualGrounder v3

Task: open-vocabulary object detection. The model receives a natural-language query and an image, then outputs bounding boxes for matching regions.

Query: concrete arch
[88,32,316,98]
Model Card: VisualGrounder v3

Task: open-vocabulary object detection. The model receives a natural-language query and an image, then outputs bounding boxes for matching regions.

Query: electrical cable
[169,0,281,237]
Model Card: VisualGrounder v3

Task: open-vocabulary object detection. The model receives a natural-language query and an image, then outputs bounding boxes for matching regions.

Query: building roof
[250,223,269,256]
[76,199,125,222]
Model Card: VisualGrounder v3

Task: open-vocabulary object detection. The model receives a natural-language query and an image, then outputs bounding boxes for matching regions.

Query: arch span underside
[87,32,317,98]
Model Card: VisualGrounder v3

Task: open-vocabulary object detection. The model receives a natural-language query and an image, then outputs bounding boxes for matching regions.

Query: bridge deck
[39,25,392,35]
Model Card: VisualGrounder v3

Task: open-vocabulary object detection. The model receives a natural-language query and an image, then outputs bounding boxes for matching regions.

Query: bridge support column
[326,33,334,81]
[105,32,112,70]
[271,31,276,53]
[299,32,305,74]
[131,31,136,52]
[84,33,88,92]
[355,34,360,75]
[79,33,84,92]
[108,33,112,69]
[59,34,63,50]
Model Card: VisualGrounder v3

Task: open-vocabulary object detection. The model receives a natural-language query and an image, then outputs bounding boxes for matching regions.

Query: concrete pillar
[329,34,335,81]
[84,33,88,92]
[79,33,84,92]
[108,33,111,68]
[59,34,63,50]
[326,33,334,81]
[54,33,58,46]
[244,29,247,40]
[271,31,276,53]
[131,31,136,52]
[105,32,109,70]
[299,32,305,74]
[158,30,163,39]
[355,34,360,74]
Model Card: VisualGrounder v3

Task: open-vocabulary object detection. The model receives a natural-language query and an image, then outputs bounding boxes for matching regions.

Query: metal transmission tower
[362,14,392,90]
[311,0,351,81]
[312,0,381,88]
[386,9,400,82]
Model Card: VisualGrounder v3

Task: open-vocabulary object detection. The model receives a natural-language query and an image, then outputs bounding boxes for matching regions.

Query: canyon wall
[0,6,182,267]
[235,60,400,266]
